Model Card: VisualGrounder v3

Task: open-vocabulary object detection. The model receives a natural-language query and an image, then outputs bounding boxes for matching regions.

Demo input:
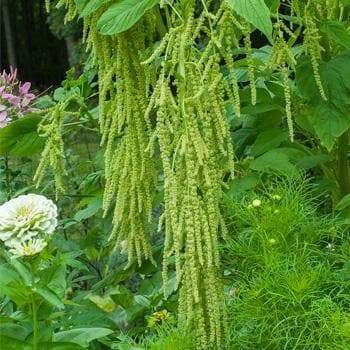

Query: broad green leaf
[81,0,107,17]
[124,299,149,323]
[0,265,20,285]
[250,149,299,175]
[296,51,350,150]
[46,265,67,297]
[249,129,287,157]
[240,102,281,115]
[88,294,116,313]
[40,343,85,350]
[33,95,55,109]
[265,0,280,11]
[74,0,89,13]
[109,286,134,308]
[10,259,32,286]
[0,283,31,306]
[296,154,330,170]
[74,196,102,222]
[304,105,350,151]
[299,51,350,108]
[97,0,160,35]
[232,128,257,154]
[227,0,273,41]
[0,266,31,305]
[0,336,31,350]
[138,270,172,297]
[34,287,64,309]
[53,87,66,102]
[0,114,44,156]
[225,174,260,199]
[53,328,113,347]
[134,295,151,307]
[320,20,350,49]
[0,323,30,341]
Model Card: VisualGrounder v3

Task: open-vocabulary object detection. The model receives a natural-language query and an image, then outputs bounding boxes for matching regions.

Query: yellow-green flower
[147,309,170,328]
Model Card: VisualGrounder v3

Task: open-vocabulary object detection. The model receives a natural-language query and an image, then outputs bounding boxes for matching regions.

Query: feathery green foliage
[223,178,350,349]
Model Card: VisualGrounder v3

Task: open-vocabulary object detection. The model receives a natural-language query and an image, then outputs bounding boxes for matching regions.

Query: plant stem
[31,295,38,350]
[4,155,12,200]
[337,131,350,199]
[155,6,167,37]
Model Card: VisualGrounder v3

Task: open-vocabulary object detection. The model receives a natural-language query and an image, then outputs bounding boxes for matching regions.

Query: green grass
[115,322,195,350]
[223,178,350,349]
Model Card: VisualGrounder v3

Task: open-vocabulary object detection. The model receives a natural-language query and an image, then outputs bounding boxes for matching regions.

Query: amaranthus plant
[37,0,350,349]
[0,67,36,128]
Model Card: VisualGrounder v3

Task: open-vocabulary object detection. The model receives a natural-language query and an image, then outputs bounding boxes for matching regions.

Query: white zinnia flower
[0,194,58,249]
[9,238,48,257]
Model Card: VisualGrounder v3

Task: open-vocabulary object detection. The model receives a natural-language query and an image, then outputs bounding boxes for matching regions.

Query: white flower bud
[252,199,261,208]
[9,238,47,257]
[268,238,277,245]
[272,195,281,200]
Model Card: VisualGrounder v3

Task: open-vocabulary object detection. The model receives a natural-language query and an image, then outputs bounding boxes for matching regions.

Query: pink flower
[19,82,36,106]
[19,82,31,95]
[0,67,37,123]
[2,93,21,107]
[1,66,17,85]
[21,95,35,107]
[0,105,8,128]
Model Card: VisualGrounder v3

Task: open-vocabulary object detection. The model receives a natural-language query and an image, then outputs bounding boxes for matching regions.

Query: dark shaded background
[0,0,74,89]
[0,0,271,91]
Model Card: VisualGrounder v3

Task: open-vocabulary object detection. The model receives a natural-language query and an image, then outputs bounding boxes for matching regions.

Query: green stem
[337,131,350,200]
[31,295,38,350]
[155,6,167,37]
[4,155,11,200]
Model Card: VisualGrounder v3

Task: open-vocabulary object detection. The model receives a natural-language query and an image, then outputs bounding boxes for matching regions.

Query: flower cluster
[0,194,58,257]
[0,67,36,128]
[147,309,171,328]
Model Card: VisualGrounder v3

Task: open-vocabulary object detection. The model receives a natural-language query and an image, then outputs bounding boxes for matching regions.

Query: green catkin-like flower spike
[44,1,238,348]
[243,23,257,105]
[216,6,241,118]
[39,0,157,268]
[45,0,50,13]
[142,2,235,348]
[34,98,76,197]
[56,0,77,23]
[304,13,327,100]
[282,66,294,142]
[97,29,157,267]
[142,32,170,65]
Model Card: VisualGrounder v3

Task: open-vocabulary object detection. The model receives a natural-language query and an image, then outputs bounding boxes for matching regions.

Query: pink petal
[20,82,31,95]
[0,104,6,112]
[0,111,7,121]
[3,93,20,107]
[21,98,31,107]
[9,67,17,82]
[25,93,35,101]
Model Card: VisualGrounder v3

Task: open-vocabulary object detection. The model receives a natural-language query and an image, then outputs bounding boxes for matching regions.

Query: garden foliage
[1,0,350,349]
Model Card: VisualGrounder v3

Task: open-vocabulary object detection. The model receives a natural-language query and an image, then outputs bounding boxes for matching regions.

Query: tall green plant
[38,0,350,348]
